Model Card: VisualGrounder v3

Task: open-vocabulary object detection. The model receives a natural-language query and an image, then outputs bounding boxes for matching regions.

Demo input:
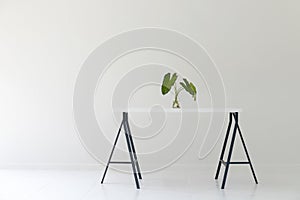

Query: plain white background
[0,0,300,169]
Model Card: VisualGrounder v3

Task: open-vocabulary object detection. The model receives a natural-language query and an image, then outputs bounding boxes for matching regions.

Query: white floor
[0,165,299,200]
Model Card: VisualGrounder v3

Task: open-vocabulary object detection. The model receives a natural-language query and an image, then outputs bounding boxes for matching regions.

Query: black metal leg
[101,121,123,184]
[215,111,258,189]
[101,112,142,189]
[233,115,258,184]
[221,112,238,189]
[125,118,142,180]
[123,112,140,189]
[215,113,232,179]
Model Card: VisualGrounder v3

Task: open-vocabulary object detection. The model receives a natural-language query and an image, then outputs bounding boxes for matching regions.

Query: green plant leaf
[161,73,170,95]
[161,73,177,95]
[169,73,177,86]
[180,78,197,101]
[184,78,193,93]
[179,82,188,92]
[190,82,197,101]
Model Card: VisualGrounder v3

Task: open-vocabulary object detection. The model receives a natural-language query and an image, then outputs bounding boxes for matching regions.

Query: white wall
[0,0,300,168]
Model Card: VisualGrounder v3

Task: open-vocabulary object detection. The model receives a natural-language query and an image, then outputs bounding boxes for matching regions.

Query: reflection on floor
[0,165,299,200]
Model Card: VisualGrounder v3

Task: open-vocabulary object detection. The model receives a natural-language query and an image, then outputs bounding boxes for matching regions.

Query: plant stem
[173,83,182,108]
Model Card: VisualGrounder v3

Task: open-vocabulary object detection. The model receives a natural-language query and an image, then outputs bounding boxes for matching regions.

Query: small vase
[172,99,180,108]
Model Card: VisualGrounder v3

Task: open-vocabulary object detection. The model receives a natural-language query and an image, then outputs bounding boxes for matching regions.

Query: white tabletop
[120,108,242,113]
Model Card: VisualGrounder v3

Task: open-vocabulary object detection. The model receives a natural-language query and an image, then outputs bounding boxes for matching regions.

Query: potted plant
[161,73,197,108]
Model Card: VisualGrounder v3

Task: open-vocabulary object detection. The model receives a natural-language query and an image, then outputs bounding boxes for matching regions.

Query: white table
[124,107,242,113]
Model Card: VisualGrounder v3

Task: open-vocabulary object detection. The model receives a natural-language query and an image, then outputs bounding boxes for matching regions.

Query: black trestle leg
[126,119,142,180]
[215,113,232,180]
[234,115,258,184]
[123,112,140,189]
[101,121,123,184]
[221,112,238,189]
[215,111,258,189]
[101,112,142,189]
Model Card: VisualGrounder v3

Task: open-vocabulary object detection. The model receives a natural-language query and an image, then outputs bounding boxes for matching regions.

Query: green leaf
[169,73,178,86]
[161,73,177,95]
[179,82,188,92]
[190,82,197,101]
[183,78,193,93]
[180,78,197,101]
[162,73,170,87]
[161,73,170,95]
